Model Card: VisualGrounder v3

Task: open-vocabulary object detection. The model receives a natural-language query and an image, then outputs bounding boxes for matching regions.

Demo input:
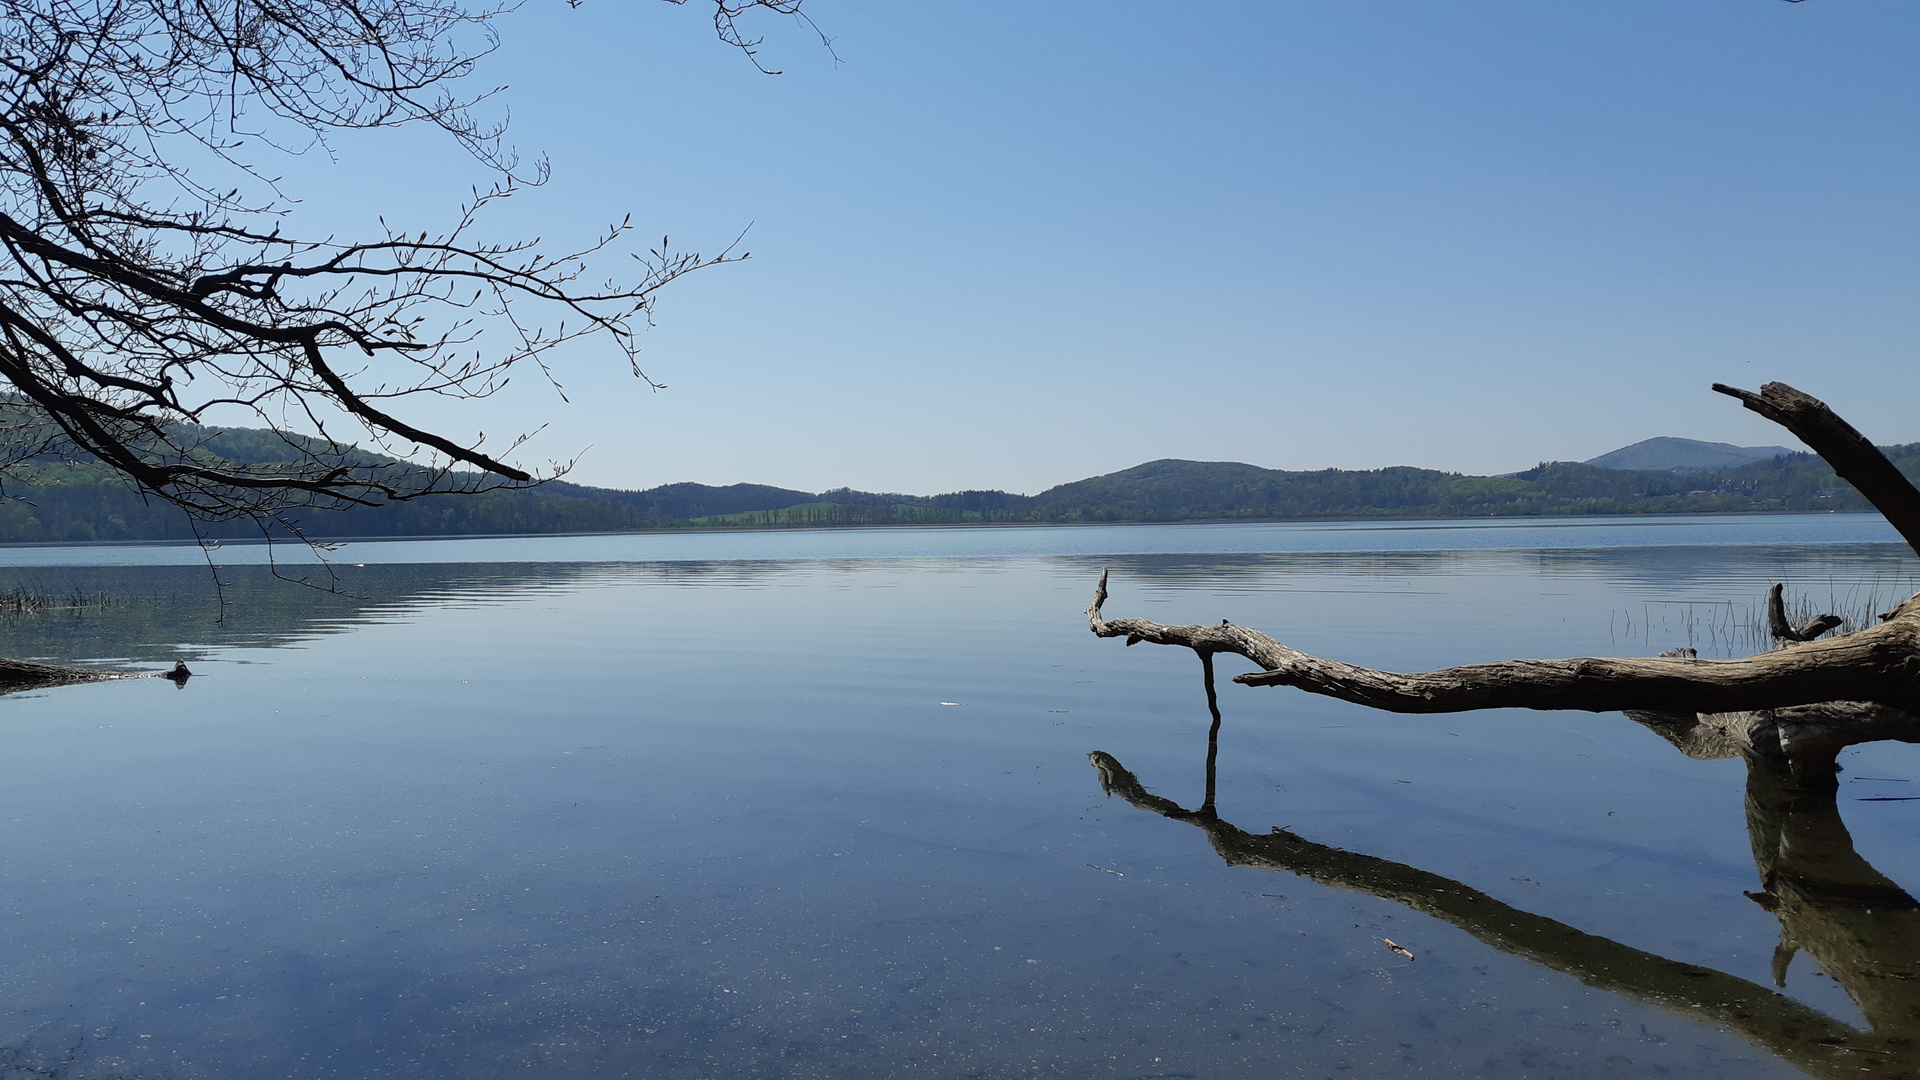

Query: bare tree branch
[0,0,815,541]
[1087,568,1920,716]
[1713,381,1920,559]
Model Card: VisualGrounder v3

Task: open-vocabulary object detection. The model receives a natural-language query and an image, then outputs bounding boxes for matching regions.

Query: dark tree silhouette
[0,0,807,532]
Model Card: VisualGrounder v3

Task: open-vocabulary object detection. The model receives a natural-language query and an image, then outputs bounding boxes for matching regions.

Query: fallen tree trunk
[1088,382,1920,756]
[0,658,190,695]
[1088,568,1920,715]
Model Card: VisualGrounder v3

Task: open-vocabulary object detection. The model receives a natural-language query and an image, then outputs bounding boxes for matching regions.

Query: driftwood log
[0,658,190,695]
[1088,383,1920,779]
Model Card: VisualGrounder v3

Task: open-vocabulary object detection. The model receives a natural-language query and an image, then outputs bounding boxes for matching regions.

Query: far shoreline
[0,507,1883,551]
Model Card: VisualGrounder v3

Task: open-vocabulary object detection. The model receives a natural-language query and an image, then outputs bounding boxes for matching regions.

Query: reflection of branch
[1743,753,1920,1044]
[1089,749,1909,1080]
[0,656,185,694]
[1629,703,1920,789]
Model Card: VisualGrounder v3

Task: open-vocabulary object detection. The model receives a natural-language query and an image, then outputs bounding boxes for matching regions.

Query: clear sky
[287,0,1920,495]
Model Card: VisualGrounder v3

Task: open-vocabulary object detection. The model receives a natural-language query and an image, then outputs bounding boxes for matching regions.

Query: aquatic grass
[0,585,130,619]
[1610,577,1920,658]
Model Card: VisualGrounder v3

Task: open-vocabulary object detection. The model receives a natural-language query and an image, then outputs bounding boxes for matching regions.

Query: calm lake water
[1,514,1917,1078]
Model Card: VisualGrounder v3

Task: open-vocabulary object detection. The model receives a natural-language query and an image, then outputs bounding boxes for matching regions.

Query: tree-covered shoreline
[0,429,1910,544]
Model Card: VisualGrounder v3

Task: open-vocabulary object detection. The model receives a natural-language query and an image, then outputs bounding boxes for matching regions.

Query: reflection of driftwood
[1744,755,1920,1048]
[1630,703,1920,789]
[1088,383,1920,761]
[0,658,189,695]
[1084,380,1920,1075]
[1091,729,1920,1080]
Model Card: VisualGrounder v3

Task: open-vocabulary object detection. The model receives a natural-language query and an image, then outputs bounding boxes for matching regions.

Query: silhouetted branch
[0,0,814,541]
[1714,381,1920,559]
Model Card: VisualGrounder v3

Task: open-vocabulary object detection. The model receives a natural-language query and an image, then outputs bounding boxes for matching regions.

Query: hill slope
[1018,450,1916,522]
[0,426,1906,541]
[1587,437,1794,472]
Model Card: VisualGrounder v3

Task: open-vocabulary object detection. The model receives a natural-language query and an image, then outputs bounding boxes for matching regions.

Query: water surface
[0,517,1915,1077]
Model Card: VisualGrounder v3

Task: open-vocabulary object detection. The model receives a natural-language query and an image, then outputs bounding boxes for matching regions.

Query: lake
[1,514,1916,1078]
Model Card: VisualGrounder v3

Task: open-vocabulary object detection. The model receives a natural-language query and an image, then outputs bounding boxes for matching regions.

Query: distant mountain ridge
[1586,437,1794,473]
[0,426,1906,542]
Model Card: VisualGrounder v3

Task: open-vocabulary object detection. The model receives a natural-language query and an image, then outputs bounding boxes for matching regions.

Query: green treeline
[1012,453,1906,522]
[0,428,1907,543]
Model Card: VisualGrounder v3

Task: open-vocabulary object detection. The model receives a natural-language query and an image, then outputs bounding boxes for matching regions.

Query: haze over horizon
[276,1,1918,495]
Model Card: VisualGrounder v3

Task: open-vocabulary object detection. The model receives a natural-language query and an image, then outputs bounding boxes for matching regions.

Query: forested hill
[0,430,1913,543]
[1021,453,1911,521]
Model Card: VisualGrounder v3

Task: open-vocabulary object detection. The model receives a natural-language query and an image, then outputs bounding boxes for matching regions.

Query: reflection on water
[1093,703,1920,1080]
[0,560,872,667]
[1745,756,1920,1071]
[0,511,1901,568]
[0,516,1911,670]
[3,540,1900,669]
[4,523,1920,1077]
[1082,544,1920,659]
[1080,545,1920,607]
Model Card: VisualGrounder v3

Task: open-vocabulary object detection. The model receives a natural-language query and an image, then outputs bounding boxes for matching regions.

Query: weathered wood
[1088,382,1920,750]
[1624,701,1920,787]
[1713,381,1920,558]
[1083,381,1920,1072]
[1765,582,1843,643]
[1088,568,1920,716]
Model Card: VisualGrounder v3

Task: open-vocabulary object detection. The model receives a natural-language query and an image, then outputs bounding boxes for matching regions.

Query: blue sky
[293,0,1920,494]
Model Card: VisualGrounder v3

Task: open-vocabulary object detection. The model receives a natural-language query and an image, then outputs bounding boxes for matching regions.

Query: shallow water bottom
[0,536,1912,1077]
